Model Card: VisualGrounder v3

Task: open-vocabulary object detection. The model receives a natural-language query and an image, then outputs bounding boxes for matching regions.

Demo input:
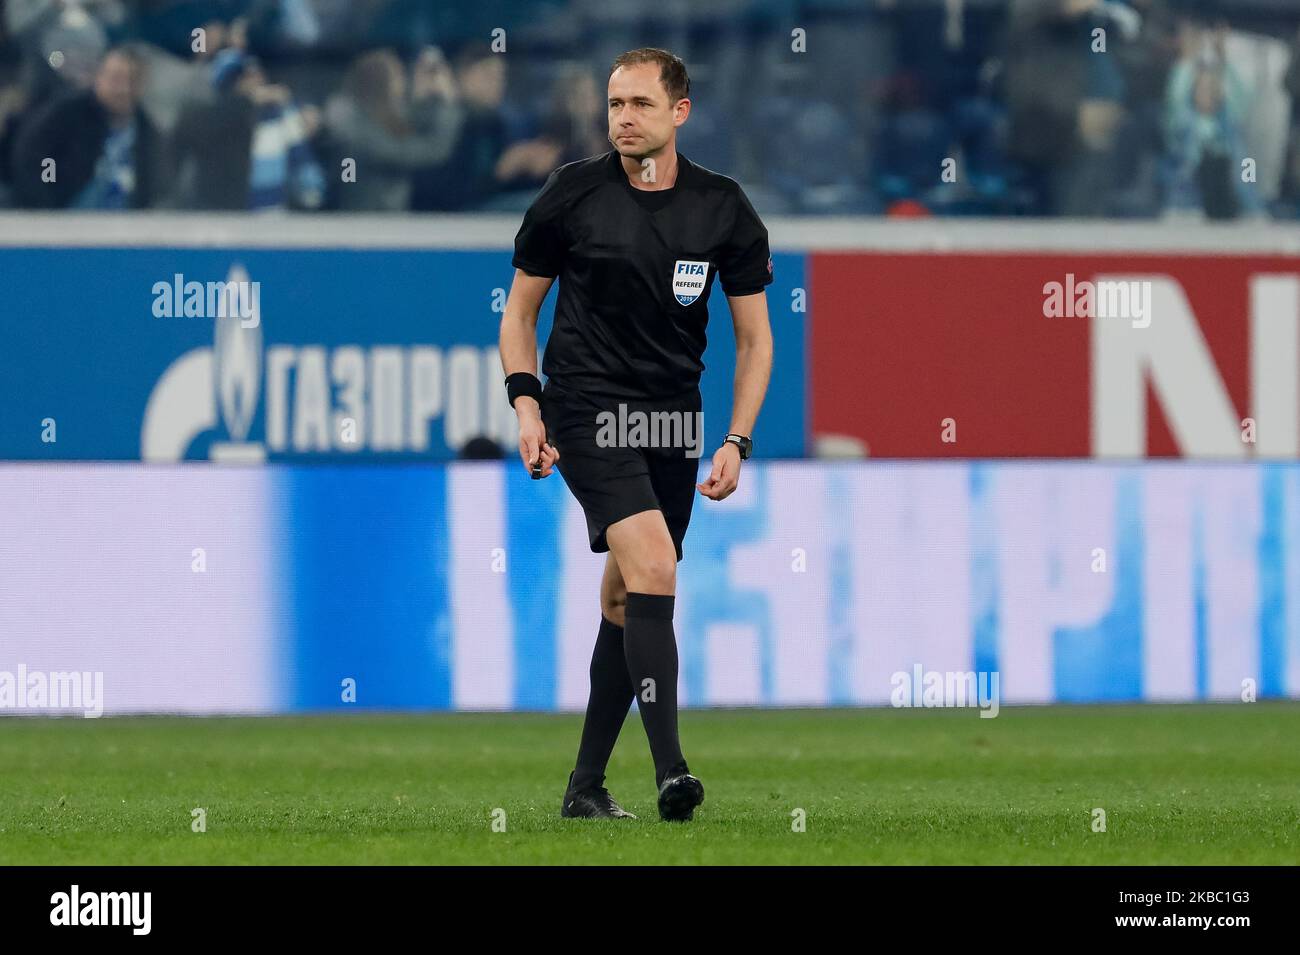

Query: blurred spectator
[411,46,508,212]
[10,45,165,208]
[1224,23,1293,210]
[1119,0,1179,105]
[1162,22,1263,219]
[322,47,464,211]
[1005,0,1137,216]
[5,1,123,100]
[494,63,606,196]
[1109,0,1180,216]
[135,16,251,136]
[537,65,610,166]
[1005,0,1088,214]
[171,48,324,210]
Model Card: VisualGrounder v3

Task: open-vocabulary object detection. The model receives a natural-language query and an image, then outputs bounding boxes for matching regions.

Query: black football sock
[623,592,687,787]
[571,615,635,792]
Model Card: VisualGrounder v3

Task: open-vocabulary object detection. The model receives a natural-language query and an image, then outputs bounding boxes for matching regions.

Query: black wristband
[505,372,543,408]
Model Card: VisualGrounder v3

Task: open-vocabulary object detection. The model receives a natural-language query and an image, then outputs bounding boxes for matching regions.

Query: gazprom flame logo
[214,279,260,443]
[141,264,265,462]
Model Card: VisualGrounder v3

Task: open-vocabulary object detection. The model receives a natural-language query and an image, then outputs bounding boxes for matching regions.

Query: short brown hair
[608,48,689,103]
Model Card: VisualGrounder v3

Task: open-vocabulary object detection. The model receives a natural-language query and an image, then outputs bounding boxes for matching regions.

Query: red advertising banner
[810,251,1300,458]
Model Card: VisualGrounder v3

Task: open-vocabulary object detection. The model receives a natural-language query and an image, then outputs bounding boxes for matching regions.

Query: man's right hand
[516,399,559,478]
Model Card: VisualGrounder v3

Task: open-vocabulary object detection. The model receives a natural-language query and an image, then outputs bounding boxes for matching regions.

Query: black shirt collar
[606,148,692,190]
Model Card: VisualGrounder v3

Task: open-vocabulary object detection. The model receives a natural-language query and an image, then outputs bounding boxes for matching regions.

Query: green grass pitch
[1,702,1296,865]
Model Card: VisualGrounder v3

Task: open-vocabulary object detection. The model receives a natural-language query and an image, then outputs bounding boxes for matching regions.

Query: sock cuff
[598,614,625,634]
[625,592,675,620]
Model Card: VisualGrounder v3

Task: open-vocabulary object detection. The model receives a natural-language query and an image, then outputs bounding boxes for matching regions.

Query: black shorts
[541,379,703,562]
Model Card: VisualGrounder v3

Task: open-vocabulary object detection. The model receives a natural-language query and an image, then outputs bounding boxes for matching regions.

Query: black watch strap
[724,433,753,460]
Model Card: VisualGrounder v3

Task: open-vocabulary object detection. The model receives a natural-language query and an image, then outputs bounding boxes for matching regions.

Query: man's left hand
[697,442,742,500]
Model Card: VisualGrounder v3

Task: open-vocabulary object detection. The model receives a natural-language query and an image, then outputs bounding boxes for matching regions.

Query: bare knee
[600,584,627,627]
[622,551,676,595]
[606,512,677,596]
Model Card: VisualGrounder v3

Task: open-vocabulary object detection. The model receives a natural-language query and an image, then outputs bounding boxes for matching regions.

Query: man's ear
[674,97,691,127]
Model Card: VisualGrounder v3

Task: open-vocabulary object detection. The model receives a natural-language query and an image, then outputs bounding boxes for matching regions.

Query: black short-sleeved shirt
[512,149,773,400]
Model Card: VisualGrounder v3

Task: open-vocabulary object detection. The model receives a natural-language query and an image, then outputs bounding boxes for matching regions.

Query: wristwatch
[723,433,753,460]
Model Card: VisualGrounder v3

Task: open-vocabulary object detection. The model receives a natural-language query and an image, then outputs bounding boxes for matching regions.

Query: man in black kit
[499,48,774,822]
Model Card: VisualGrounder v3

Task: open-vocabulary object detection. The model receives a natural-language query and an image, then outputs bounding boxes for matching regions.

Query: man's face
[607,63,688,160]
[93,53,139,118]
[461,56,505,108]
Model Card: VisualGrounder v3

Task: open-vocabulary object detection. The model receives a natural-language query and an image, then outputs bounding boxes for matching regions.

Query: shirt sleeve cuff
[511,258,558,278]
[722,282,770,297]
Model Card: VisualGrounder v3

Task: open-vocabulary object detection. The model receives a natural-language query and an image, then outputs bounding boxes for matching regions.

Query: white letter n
[1092,276,1243,457]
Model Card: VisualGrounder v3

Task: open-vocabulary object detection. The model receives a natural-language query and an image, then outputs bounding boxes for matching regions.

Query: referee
[499,48,774,821]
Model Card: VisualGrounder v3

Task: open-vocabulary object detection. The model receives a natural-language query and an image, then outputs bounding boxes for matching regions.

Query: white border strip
[2,212,1299,255]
